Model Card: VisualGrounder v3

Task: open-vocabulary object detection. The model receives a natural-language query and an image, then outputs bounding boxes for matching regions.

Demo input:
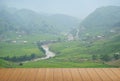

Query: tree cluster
[0,53,37,62]
[92,53,120,62]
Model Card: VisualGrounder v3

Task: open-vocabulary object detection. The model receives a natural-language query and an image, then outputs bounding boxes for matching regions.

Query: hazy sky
[1,0,120,19]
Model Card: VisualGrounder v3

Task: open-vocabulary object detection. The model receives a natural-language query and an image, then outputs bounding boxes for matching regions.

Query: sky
[1,0,120,19]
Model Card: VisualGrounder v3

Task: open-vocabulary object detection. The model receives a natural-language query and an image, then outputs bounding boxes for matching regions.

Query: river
[22,44,55,63]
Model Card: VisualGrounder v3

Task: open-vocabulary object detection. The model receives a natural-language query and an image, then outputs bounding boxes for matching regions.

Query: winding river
[22,44,55,63]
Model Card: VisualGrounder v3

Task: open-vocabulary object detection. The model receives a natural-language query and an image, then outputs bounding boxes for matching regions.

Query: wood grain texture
[0,68,119,81]
[95,68,112,81]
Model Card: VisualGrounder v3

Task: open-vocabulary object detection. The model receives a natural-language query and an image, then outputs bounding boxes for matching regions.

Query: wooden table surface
[0,68,120,81]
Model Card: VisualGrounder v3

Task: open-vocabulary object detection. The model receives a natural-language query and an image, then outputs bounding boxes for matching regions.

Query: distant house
[110,29,116,33]
[97,35,104,39]
[18,35,22,37]
[67,34,74,41]
[23,41,28,43]
[12,40,17,43]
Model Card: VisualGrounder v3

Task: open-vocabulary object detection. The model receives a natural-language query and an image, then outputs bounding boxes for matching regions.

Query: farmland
[0,5,120,68]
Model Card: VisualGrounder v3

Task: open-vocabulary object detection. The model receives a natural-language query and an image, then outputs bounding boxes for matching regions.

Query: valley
[0,6,120,68]
[22,43,56,63]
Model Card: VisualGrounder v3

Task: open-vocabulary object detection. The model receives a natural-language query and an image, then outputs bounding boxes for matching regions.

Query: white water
[75,29,79,39]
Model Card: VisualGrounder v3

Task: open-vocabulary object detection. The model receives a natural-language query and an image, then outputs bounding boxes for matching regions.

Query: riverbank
[22,44,55,63]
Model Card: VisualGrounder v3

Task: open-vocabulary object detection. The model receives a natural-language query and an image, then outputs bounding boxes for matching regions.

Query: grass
[0,59,15,68]
[0,33,60,57]
[107,59,120,67]
[15,40,117,68]
[17,59,113,68]
[0,42,44,57]
[49,41,92,60]
[0,32,119,68]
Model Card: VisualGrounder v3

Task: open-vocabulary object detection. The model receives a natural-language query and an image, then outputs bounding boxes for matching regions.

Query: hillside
[0,6,120,68]
[73,6,120,65]
[76,6,120,50]
[0,7,79,36]
[78,6,120,38]
[0,59,14,68]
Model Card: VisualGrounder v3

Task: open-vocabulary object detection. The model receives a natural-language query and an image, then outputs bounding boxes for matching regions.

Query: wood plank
[14,69,24,81]
[78,68,92,81]
[1,69,16,81]
[35,68,46,81]
[0,68,4,75]
[25,68,38,81]
[19,69,29,81]
[0,68,8,79]
[95,68,112,81]
[0,68,120,81]
[110,68,120,78]
[87,68,103,81]
[53,68,63,81]
[62,68,73,81]
[45,68,53,81]
[102,68,120,81]
[70,68,83,81]
[7,69,21,81]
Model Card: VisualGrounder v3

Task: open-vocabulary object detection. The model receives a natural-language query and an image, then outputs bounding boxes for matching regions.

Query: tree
[19,63,23,66]
[4,56,10,60]
[11,56,17,62]
[92,55,98,60]
[31,53,36,59]
[57,37,61,42]
[113,53,120,60]
[100,54,111,61]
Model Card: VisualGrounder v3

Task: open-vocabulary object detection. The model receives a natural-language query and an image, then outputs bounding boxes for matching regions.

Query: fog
[1,0,120,19]
[0,0,120,68]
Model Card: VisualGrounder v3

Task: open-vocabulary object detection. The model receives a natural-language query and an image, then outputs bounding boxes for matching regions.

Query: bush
[100,54,112,61]
[1,53,37,62]
[92,54,98,60]
[19,63,23,66]
[113,53,120,60]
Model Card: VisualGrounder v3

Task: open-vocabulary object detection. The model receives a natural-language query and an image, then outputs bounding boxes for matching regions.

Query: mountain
[0,7,79,36]
[75,6,120,63]
[78,6,120,38]
[46,14,80,32]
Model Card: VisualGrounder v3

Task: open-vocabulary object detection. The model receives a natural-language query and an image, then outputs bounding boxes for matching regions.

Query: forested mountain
[74,6,120,65]
[0,5,120,67]
[78,6,120,38]
[0,7,79,36]
[46,14,80,32]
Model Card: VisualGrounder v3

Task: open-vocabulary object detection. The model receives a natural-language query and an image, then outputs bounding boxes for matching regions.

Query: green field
[15,40,118,68]
[17,59,113,68]
[0,5,120,68]
[0,33,60,57]
[0,42,44,57]
[0,33,119,68]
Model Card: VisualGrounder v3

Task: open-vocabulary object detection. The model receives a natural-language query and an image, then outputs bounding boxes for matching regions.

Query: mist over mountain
[0,6,79,36]
[77,6,120,39]
[0,1,120,68]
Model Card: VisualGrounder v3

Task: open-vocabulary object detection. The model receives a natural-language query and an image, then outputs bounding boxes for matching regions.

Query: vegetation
[79,6,120,38]
[1,53,38,62]
[0,6,120,68]
[17,60,112,68]
[0,59,15,68]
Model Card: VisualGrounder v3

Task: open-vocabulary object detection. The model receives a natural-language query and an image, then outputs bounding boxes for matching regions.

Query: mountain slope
[47,14,80,32]
[79,6,120,37]
[0,7,79,36]
[74,6,120,63]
